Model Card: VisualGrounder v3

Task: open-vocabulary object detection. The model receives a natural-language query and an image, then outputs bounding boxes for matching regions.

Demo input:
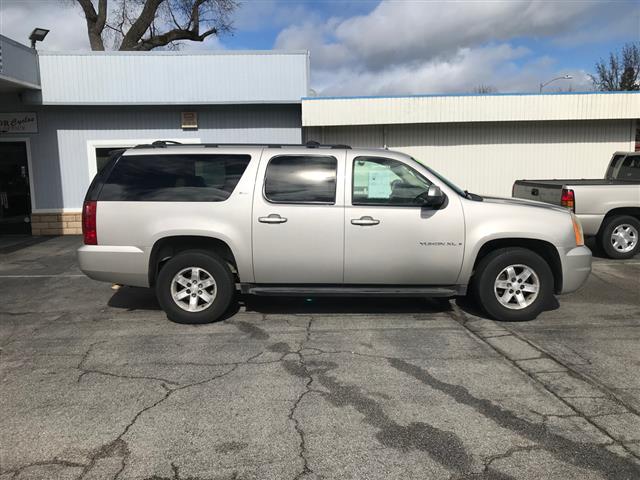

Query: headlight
[571,212,584,246]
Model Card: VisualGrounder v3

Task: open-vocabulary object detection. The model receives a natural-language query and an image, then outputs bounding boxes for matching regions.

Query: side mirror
[422,185,446,207]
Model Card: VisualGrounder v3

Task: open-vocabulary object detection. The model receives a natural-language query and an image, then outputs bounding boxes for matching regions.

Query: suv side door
[343,152,465,285]
[252,149,346,283]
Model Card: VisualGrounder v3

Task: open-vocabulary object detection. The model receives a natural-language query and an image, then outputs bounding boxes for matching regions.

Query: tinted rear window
[264,155,337,204]
[617,155,640,180]
[99,154,251,202]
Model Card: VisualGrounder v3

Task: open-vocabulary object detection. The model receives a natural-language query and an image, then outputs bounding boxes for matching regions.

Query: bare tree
[472,85,498,94]
[74,0,237,51]
[590,43,640,91]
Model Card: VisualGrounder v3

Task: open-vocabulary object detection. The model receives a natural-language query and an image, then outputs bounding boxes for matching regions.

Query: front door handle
[351,216,380,226]
[258,213,288,224]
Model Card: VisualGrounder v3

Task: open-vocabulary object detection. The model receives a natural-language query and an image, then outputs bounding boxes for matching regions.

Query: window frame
[98,152,252,203]
[262,154,338,205]
[350,155,432,208]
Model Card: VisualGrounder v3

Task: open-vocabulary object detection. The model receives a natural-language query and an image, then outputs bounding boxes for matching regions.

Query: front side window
[99,154,251,201]
[352,156,432,206]
[264,155,337,204]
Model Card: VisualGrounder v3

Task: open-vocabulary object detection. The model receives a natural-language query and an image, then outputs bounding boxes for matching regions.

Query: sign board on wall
[0,113,38,134]
[181,112,198,130]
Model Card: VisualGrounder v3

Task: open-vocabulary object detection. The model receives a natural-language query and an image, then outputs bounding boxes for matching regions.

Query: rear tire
[156,250,234,324]
[598,215,639,260]
[473,248,553,322]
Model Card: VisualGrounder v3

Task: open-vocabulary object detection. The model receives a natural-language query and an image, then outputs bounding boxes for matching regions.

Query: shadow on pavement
[0,235,57,254]
[108,286,454,316]
[108,286,561,322]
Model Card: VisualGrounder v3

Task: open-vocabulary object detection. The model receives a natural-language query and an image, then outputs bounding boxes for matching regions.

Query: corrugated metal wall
[302,92,640,126]
[305,119,635,197]
[34,51,308,105]
[0,95,301,210]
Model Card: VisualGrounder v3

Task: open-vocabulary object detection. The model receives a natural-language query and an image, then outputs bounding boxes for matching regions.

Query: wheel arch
[148,235,238,287]
[471,238,563,294]
[598,207,640,235]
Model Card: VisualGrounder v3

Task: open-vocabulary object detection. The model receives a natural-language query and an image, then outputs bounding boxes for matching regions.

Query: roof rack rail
[131,141,352,150]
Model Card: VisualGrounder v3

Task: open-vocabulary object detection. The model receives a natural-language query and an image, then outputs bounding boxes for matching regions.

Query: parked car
[513,152,640,259]
[78,141,591,324]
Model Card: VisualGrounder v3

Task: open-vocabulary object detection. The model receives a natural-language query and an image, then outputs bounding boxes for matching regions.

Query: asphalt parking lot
[1,236,639,480]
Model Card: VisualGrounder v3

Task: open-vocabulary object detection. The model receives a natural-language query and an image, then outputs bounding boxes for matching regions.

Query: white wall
[305,120,636,197]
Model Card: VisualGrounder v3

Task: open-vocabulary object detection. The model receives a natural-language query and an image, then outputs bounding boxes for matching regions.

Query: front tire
[156,250,234,324]
[598,215,639,260]
[473,248,553,322]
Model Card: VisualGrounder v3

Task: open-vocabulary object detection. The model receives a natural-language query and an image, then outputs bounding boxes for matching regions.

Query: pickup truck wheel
[599,215,640,260]
[473,248,553,322]
[156,250,234,324]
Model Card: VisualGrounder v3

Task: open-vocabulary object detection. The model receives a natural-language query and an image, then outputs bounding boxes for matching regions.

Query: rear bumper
[77,245,149,287]
[558,245,592,294]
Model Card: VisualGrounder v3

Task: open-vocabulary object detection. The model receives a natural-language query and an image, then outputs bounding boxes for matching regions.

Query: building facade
[303,93,640,197]
[0,36,308,235]
[1,33,638,236]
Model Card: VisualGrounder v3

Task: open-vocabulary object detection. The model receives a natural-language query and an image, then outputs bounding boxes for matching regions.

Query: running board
[239,284,466,297]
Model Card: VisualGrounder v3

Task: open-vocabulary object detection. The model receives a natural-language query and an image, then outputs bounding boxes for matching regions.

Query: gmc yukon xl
[513,152,640,259]
[78,142,591,324]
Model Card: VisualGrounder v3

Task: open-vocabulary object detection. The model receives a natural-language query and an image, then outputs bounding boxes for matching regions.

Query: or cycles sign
[0,113,38,134]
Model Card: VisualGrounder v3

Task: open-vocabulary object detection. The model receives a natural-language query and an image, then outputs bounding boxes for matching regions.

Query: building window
[95,147,126,173]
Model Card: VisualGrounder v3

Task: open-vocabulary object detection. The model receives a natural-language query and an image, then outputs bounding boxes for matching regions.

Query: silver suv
[78,141,592,323]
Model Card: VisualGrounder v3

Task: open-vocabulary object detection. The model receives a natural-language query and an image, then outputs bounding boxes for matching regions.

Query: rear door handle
[258,213,287,224]
[351,216,380,226]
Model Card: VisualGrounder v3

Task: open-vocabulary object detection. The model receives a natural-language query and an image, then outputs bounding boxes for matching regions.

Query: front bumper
[559,245,592,294]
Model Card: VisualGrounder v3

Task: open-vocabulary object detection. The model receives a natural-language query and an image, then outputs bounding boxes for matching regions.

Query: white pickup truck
[513,152,640,259]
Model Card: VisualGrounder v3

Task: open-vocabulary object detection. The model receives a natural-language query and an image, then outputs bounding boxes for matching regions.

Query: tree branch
[132,26,217,51]
[76,0,107,50]
[119,0,164,50]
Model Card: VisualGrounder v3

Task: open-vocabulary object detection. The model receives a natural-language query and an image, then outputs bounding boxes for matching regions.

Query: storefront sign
[181,111,198,130]
[0,113,38,134]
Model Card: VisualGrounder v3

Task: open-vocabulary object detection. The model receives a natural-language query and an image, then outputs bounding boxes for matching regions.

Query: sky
[1,0,638,96]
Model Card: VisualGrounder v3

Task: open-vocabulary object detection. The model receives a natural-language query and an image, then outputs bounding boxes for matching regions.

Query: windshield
[411,157,468,198]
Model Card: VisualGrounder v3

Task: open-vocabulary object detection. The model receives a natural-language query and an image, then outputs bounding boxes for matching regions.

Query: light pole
[539,74,573,93]
[29,28,49,49]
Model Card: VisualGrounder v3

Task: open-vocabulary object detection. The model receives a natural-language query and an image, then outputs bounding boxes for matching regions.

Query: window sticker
[368,169,392,198]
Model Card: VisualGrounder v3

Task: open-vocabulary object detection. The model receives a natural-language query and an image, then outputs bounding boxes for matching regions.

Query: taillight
[561,189,575,212]
[82,200,97,245]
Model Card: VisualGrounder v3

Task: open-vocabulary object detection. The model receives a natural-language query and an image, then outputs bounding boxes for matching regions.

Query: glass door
[0,142,31,235]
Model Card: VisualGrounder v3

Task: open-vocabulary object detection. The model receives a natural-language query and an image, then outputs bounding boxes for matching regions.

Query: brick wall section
[31,213,82,236]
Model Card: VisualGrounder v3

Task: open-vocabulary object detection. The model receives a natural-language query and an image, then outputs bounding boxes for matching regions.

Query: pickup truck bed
[515,179,635,187]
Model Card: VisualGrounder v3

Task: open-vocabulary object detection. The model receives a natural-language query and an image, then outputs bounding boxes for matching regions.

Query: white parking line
[0,274,86,278]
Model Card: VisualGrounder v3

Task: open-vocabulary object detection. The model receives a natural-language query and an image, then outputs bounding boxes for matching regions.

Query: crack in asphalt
[296,357,512,479]
[75,340,184,386]
[280,317,315,480]
[504,326,640,420]
[2,351,265,480]
[2,458,87,479]
[418,307,640,480]
[450,305,640,456]
[388,354,640,479]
